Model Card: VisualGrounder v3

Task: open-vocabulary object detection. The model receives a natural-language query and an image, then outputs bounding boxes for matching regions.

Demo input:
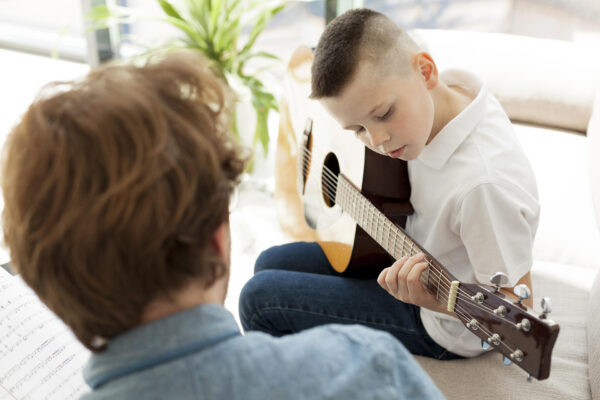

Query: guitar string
[313,158,510,307]
[309,160,503,308]
[313,161,473,298]
[312,174,523,356]
[302,150,522,328]
[300,150,525,356]
[452,307,518,354]
[316,164,521,327]
[301,163,522,355]
[305,152,487,303]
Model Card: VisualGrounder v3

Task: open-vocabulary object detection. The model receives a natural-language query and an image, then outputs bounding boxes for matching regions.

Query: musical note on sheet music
[0,268,90,399]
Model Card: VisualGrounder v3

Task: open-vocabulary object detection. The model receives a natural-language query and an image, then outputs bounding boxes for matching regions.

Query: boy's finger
[406,261,429,294]
[399,252,425,276]
[385,256,408,293]
[377,268,389,290]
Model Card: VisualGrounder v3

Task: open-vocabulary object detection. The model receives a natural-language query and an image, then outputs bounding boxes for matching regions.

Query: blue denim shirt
[82,304,444,399]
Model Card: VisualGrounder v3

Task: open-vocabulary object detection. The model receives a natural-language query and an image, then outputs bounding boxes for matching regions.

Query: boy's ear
[413,52,438,90]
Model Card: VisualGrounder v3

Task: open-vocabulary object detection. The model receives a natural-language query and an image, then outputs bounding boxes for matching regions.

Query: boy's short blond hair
[1,50,246,351]
[311,8,420,99]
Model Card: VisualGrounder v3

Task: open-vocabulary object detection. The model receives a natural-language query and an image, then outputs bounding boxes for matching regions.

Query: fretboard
[335,175,455,304]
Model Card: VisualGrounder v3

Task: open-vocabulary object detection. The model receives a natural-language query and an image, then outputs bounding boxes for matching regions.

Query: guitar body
[274,46,413,276]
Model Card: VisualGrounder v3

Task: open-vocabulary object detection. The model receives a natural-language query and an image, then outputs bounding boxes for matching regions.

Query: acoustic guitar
[273,46,559,380]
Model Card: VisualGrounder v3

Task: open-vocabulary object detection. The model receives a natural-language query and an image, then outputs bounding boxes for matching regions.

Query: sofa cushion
[515,123,600,271]
[412,29,600,132]
[590,87,600,230]
[416,260,594,399]
[589,270,600,400]
[589,87,600,399]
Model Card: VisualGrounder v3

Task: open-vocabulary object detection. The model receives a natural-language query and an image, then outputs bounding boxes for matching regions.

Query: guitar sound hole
[322,153,340,207]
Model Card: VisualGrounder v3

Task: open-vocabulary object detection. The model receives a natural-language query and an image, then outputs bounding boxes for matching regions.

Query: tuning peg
[513,284,531,305]
[481,340,491,351]
[510,349,524,362]
[515,318,531,332]
[490,272,509,293]
[503,356,512,366]
[540,297,552,319]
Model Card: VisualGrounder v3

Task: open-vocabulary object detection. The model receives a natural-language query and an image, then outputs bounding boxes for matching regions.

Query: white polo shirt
[407,69,540,357]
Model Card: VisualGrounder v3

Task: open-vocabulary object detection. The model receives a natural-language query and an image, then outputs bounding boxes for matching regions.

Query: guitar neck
[335,175,456,300]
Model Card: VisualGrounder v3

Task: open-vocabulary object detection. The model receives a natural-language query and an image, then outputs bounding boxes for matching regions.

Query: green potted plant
[90,0,286,168]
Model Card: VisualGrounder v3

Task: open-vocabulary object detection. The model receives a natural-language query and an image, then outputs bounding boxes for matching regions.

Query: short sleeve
[455,181,540,286]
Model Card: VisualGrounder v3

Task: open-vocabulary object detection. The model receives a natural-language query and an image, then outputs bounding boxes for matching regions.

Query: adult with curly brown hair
[1,50,443,399]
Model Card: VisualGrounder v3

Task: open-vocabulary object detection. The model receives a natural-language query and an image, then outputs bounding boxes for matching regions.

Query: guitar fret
[372,206,376,241]
[376,206,381,242]
[385,220,391,256]
[382,216,387,250]
[380,215,383,248]
[360,196,364,227]
[371,210,375,241]
[345,182,350,208]
[368,203,373,236]
[350,197,354,219]
[376,211,381,244]
[401,236,406,257]
[393,227,398,259]
[373,206,381,242]
[436,267,442,303]
[381,215,384,241]
[389,222,396,257]
[427,262,431,290]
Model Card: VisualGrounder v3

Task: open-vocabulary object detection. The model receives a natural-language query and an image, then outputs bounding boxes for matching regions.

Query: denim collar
[83,304,241,389]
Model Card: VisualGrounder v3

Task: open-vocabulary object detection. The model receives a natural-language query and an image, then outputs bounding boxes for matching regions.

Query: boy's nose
[368,129,390,148]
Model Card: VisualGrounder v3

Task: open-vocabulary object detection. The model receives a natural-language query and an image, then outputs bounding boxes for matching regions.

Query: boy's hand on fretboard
[377,253,456,316]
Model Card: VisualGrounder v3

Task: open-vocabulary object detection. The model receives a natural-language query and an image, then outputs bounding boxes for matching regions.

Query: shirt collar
[83,304,240,388]
[415,69,487,170]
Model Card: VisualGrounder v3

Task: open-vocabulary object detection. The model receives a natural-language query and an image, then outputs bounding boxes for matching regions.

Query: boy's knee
[239,272,273,330]
[254,245,289,273]
[253,249,272,273]
[254,242,322,273]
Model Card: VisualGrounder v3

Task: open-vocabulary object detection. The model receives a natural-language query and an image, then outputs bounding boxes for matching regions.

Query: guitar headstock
[454,282,559,380]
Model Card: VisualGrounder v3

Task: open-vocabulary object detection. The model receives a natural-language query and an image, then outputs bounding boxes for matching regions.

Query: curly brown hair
[1,50,247,351]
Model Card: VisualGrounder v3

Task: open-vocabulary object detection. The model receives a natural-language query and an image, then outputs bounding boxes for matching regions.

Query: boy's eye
[354,127,365,137]
[376,107,393,121]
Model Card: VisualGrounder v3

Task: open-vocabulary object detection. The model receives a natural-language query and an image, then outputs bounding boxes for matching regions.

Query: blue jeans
[239,242,464,360]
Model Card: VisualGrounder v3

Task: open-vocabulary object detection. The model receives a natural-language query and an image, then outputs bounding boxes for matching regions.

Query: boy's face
[320,58,435,161]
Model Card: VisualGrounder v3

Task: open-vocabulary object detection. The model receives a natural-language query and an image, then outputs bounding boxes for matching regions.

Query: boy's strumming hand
[377,253,453,316]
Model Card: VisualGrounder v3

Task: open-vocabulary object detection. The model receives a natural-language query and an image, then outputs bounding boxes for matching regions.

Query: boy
[1,50,444,399]
[239,8,539,359]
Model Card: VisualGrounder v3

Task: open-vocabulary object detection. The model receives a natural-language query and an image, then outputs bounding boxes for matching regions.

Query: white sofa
[409,29,600,400]
[275,30,600,399]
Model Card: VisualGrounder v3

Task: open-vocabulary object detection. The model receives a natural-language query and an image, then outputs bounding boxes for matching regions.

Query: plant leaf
[157,0,184,21]
[237,50,279,67]
[254,106,270,155]
[162,16,209,52]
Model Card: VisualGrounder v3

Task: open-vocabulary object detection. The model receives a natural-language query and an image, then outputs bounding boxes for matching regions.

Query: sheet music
[0,268,90,399]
